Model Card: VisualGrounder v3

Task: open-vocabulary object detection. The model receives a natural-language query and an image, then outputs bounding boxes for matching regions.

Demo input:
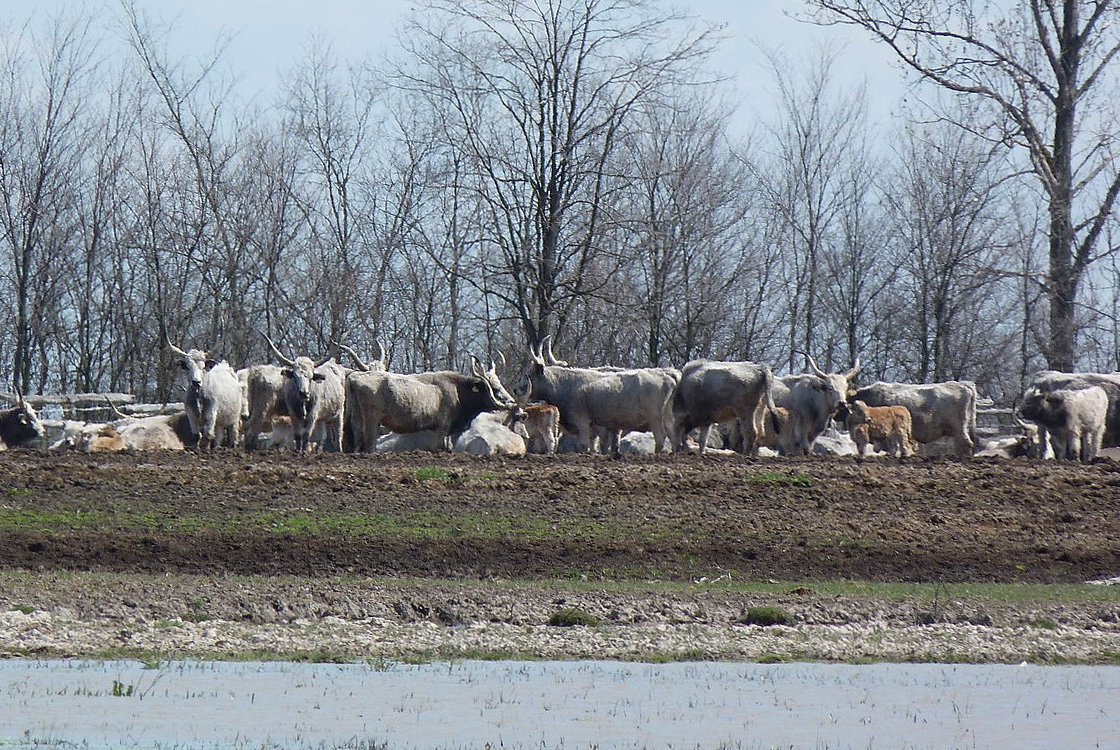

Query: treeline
[1,1,1118,406]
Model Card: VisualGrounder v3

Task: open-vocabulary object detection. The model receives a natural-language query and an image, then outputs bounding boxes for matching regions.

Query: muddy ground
[1,450,1118,583]
[1,450,1119,662]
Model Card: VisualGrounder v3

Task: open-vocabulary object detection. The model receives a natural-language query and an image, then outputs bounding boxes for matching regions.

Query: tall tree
[395,0,714,349]
[807,0,1120,371]
[0,14,95,393]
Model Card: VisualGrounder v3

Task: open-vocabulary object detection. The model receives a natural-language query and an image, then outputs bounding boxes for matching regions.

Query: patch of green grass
[6,487,33,497]
[744,471,813,488]
[1029,617,1059,630]
[738,605,794,627]
[10,604,35,615]
[547,607,600,627]
[111,679,134,697]
[756,653,788,664]
[0,508,111,531]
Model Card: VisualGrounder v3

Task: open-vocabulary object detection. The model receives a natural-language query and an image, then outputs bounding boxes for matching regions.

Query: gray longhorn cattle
[672,359,776,456]
[345,356,517,452]
[166,342,242,449]
[771,356,859,456]
[518,341,678,453]
[849,380,978,455]
[1027,385,1108,462]
[0,400,45,449]
[1018,370,1120,455]
[264,336,346,452]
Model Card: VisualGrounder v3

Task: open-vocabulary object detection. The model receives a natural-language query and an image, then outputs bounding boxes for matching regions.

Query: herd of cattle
[0,335,1117,463]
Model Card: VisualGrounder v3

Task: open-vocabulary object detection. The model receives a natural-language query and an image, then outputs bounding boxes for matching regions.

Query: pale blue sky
[4,0,908,131]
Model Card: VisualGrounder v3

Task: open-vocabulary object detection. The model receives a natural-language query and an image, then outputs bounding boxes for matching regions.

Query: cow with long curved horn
[334,341,388,374]
[263,333,345,451]
[762,353,861,456]
[166,338,242,449]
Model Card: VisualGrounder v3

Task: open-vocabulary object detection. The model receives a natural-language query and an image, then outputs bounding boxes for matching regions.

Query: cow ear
[178,361,188,370]
[282,368,295,379]
[205,359,218,370]
[312,372,326,382]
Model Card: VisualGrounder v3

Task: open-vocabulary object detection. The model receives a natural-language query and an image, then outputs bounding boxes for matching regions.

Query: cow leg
[697,424,713,454]
[330,413,344,452]
[576,420,594,452]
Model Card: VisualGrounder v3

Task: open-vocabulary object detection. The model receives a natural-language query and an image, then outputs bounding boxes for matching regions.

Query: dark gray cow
[0,400,45,449]
[672,359,776,456]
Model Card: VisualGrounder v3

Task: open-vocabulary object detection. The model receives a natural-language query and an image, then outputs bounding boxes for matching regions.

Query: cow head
[808,354,860,417]
[167,340,218,390]
[846,399,872,428]
[3,399,45,447]
[471,355,516,407]
[265,335,331,404]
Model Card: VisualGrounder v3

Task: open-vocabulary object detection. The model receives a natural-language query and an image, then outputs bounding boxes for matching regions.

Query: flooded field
[2,659,1118,749]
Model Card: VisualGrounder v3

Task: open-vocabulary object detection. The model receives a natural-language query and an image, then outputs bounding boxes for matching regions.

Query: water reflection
[2,659,1117,749]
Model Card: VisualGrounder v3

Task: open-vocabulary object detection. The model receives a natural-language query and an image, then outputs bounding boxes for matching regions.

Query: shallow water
[2,659,1118,749]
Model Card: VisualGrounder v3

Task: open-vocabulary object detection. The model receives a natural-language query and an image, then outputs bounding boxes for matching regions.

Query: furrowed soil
[2,450,1120,663]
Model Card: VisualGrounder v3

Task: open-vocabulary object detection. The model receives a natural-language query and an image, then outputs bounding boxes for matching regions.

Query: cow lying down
[374,409,528,454]
[50,413,194,451]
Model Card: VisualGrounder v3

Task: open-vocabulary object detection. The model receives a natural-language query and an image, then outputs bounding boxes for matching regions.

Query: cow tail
[762,365,777,417]
[966,382,979,449]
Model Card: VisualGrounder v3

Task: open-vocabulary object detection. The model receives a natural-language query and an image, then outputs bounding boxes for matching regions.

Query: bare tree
[885,122,1015,382]
[394,0,716,350]
[754,46,871,369]
[807,0,1120,371]
[617,95,752,365]
[0,14,96,393]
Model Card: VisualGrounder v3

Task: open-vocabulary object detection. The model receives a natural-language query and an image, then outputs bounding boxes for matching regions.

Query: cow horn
[165,337,188,358]
[334,341,369,372]
[262,334,295,367]
[104,396,129,419]
[529,340,545,366]
[375,339,387,369]
[495,351,507,370]
[806,354,827,379]
[544,335,568,367]
[845,357,861,380]
[469,354,485,378]
[313,354,333,368]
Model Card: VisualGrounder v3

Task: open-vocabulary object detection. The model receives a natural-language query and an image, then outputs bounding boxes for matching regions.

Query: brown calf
[516,403,561,453]
[846,400,915,457]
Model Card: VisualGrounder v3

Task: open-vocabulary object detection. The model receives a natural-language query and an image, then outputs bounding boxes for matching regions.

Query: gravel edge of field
[2,572,1120,665]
